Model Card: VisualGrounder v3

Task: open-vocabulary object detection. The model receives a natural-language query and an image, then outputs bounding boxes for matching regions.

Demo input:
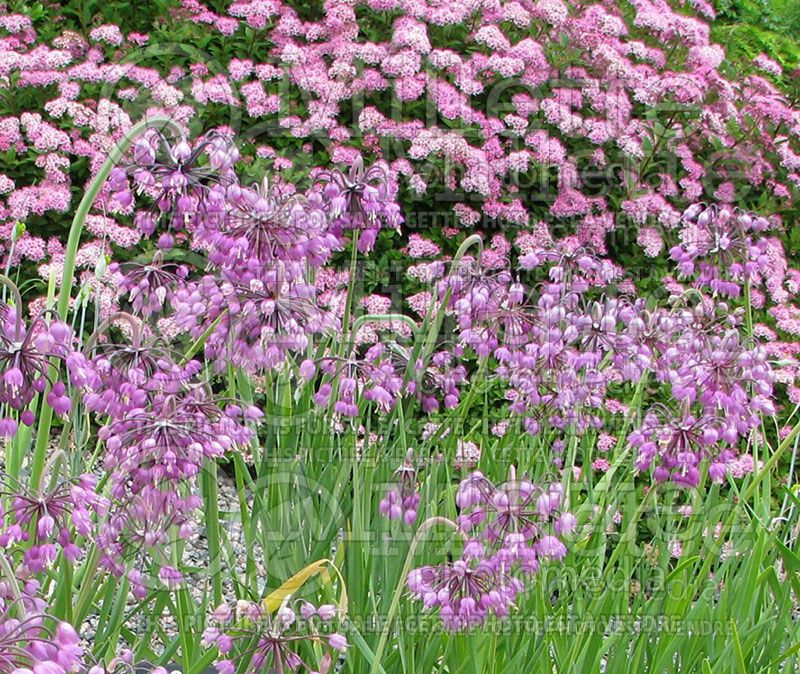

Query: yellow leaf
[262,558,348,618]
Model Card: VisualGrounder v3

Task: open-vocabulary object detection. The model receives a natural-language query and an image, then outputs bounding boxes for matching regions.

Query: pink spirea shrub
[0,0,799,476]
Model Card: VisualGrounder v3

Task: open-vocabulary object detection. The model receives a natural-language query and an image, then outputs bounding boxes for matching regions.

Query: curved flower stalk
[58,116,184,321]
[304,315,418,417]
[25,115,185,501]
[203,599,348,674]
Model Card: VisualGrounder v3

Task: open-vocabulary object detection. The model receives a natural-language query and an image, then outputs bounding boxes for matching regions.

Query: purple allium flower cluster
[103,117,780,493]
[0,287,74,431]
[311,343,406,417]
[0,580,83,674]
[413,349,468,413]
[407,556,524,631]
[67,314,260,579]
[203,600,348,674]
[111,250,188,317]
[109,130,239,246]
[112,139,400,374]
[440,252,632,436]
[407,469,573,630]
[419,238,777,485]
[630,302,774,486]
[307,339,467,418]
[455,471,572,569]
[315,157,403,254]
[173,268,331,374]
[670,204,771,297]
[205,176,339,268]
[379,450,420,525]
[0,474,107,573]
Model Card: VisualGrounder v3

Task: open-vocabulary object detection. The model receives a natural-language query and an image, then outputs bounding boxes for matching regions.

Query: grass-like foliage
[0,1,798,673]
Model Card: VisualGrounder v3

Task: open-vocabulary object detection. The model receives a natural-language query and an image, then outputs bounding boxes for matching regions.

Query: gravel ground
[80,469,260,652]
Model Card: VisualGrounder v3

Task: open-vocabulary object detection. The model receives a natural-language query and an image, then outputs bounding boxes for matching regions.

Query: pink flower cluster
[408,469,574,630]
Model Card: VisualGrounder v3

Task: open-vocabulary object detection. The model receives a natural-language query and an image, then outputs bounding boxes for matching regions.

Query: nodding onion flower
[68,312,201,417]
[206,176,339,269]
[0,276,73,432]
[109,130,240,245]
[406,467,573,630]
[315,157,402,253]
[111,250,189,318]
[670,203,771,297]
[407,556,524,631]
[0,473,106,572]
[379,449,420,525]
[0,597,83,674]
[203,599,348,674]
[455,468,570,571]
[67,312,261,586]
[172,265,332,374]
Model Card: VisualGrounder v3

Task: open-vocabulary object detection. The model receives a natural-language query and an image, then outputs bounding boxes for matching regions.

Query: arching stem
[31,116,181,491]
[0,275,24,341]
[57,115,182,321]
[85,312,145,353]
[369,516,464,674]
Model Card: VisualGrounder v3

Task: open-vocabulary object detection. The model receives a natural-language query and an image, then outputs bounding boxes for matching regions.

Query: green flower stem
[416,234,483,369]
[29,116,181,491]
[685,416,800,606]
[73,546,101,624]
[202,461,223,607]
[370,516,463,674]
[57,116,181,320]
[338,230,361,358]
[384,234,484,450]
[0,551,22,616]
[744,279,754,338]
